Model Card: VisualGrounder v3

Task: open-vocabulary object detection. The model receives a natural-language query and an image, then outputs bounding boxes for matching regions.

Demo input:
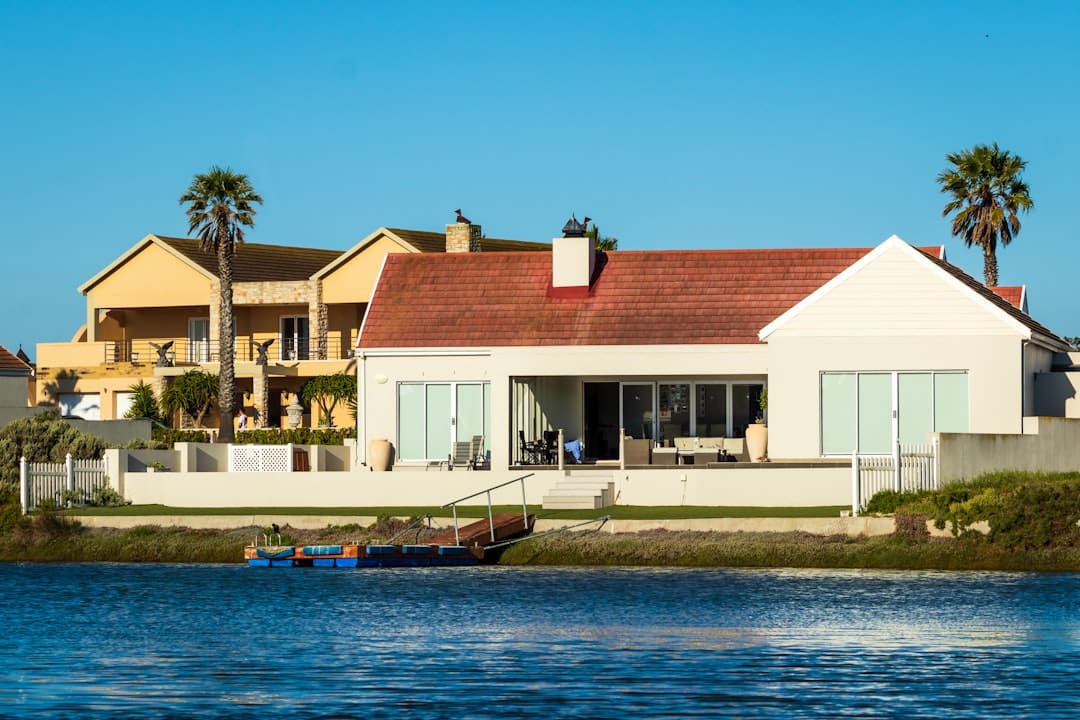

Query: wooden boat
[245,513,535,568]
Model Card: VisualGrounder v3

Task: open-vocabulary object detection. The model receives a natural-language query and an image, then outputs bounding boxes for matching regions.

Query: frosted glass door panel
[898,373,933,445]
[934,373,969,433]
[821,373,856,455]
[858,373,891,454]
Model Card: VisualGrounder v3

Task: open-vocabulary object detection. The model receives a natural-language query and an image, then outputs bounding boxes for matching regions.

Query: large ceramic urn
[745,421,768,463]
[368,438,393,471]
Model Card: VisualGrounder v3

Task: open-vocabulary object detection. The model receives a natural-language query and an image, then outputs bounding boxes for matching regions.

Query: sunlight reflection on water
[1,564,1078,718]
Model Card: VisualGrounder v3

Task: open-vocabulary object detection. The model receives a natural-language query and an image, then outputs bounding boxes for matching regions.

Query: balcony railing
[101,337,353,366]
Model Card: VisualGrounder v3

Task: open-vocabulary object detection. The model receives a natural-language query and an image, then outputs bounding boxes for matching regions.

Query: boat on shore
[245,512,536,568]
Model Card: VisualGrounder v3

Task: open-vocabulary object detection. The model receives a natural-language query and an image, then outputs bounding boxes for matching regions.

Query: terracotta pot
[745,422,768,462]
[368,438,393,471]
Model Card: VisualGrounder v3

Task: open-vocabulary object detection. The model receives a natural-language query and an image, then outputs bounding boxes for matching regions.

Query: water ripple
[1,564,1079,718]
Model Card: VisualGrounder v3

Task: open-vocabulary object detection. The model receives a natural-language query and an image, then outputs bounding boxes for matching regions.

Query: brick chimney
[445,222,482,253]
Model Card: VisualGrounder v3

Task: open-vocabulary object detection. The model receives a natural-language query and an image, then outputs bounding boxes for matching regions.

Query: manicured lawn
[66,504,848,520]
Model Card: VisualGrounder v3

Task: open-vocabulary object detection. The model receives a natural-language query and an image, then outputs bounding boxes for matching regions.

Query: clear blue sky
[3,1,1078,359]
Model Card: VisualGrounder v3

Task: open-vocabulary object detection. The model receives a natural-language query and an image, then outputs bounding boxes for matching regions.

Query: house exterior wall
[1033,371,1080,418]
[763,242,1030,458]
[322,236,407,305]
[1023,342,1055,416]
[86,243,209,310]
[766,334,1022,458]
[358,344,770,468]
[770,242,1021,337]
[0,375,28,408]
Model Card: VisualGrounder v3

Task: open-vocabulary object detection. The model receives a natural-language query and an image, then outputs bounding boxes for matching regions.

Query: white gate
[851,439,938,515]
[20,454,108,512]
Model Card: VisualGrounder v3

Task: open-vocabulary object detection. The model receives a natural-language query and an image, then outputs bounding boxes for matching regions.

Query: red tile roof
[360,247,879,348]
[0,344,32,373]
[989,286,1024,310]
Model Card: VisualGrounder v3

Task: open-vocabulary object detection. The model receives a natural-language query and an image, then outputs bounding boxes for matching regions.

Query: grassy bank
[5,470,1080,569]
[498,529,1080,571]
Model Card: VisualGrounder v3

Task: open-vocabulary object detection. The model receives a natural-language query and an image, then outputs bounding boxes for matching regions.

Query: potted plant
[745,387,768,462]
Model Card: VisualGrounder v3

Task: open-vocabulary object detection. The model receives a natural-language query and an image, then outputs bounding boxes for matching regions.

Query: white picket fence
[20,454,109,513]
[851,440,939,515]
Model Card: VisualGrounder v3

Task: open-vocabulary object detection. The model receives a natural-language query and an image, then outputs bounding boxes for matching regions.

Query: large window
[821,371,968,455]
[398,382,491,462]
[615,381,763,442]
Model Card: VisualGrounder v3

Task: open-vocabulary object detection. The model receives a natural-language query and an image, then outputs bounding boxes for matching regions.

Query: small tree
[301,372,357,427]
[160,370,219,428]
[124,380,164,426]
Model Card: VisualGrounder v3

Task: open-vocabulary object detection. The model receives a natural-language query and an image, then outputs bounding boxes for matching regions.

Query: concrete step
[545,488,607,497]
[541,496,602,510]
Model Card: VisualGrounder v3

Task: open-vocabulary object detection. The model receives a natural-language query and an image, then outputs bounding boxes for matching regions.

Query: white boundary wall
[121,464,851,508]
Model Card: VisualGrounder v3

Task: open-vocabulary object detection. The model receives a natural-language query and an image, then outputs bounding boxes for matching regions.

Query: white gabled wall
[767,241,1024,337]
[764,240,1028,458]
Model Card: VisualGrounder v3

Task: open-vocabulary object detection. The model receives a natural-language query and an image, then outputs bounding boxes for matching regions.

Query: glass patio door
[398,382,490,463]
[280,316,309,360]
[658,383,690,445]
[188,318,210,362]
[622,383,655,442]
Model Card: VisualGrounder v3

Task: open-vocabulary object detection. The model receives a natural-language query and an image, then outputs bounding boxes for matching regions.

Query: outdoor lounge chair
[450,435,485,470]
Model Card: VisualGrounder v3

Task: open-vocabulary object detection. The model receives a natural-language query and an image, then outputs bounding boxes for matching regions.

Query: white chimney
[552,213,595,293]
[552,235,595,289]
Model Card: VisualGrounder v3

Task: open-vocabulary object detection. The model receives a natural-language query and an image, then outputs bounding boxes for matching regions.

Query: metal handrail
[441,472,534,546]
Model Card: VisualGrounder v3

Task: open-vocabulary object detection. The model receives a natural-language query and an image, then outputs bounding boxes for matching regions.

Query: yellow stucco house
[35,221,545,428]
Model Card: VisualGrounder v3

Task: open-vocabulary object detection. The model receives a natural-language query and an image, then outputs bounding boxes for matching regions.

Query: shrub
[924,472,1080,549]
[0,411,106,494]
[152,428,211,446]
[234,427,355,446]
[124,380,165,426]
[893,513,930,541]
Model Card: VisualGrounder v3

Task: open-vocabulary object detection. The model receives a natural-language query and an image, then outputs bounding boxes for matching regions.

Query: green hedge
[234,427,356,446]
[152,428,211,445]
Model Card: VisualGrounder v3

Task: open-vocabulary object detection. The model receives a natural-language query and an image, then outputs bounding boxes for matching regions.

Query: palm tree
[585,223,618,251]
[179,167,263,443]
[937,143,1033,286]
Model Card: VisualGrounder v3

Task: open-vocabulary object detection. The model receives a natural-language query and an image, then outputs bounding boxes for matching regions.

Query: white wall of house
[358,344,770,469]
[762,239,1035,458]
[766,334,1022,458]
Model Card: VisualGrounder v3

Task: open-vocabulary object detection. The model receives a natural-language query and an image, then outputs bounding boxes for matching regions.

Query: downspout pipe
[357,350,367,468]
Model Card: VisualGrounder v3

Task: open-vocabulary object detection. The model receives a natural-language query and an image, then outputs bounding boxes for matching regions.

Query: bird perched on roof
[454,208,471,224]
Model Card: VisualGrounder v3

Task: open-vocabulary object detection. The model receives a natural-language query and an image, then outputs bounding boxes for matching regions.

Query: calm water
[1,564,1078,719]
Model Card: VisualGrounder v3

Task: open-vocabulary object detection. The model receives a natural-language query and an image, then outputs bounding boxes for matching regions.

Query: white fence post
[19,456,28,514]
[893,439,901,493]
[286,443,294,472]
[850,450,860,516]
[65,453,75,507]
[932,435,940,490]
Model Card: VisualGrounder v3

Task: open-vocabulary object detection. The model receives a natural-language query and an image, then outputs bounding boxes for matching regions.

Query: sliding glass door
[397,382,490,463]
[821,371,968,455]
